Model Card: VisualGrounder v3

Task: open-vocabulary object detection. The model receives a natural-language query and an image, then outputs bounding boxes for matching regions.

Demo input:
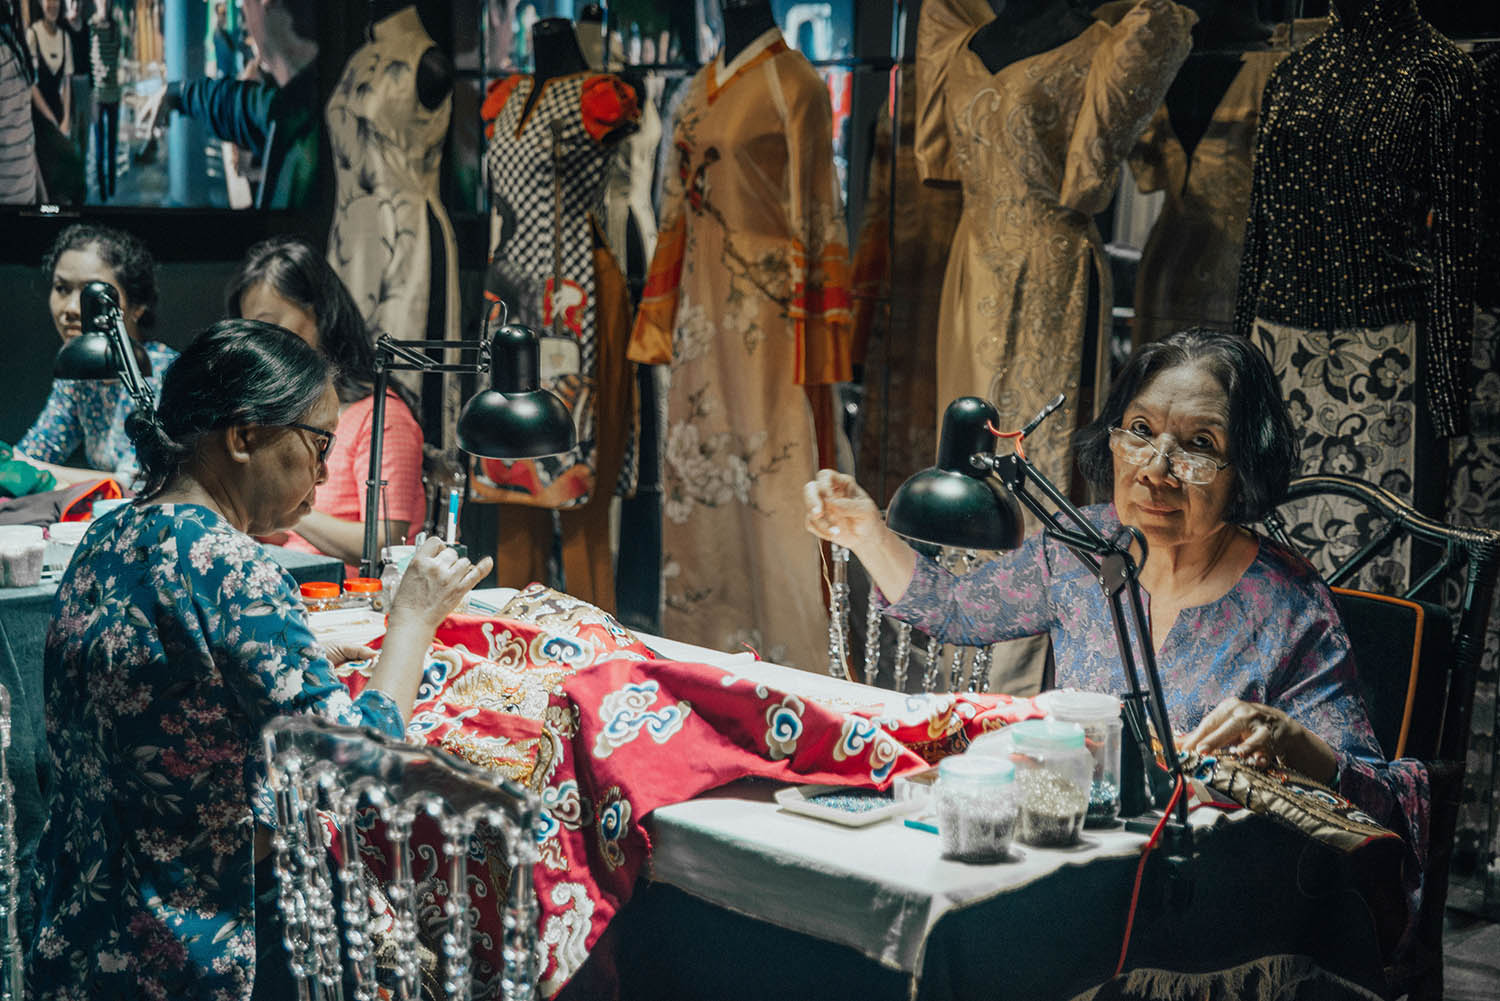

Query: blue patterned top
[28,503,403,999]
[883,505,1429,868]
[17,340,178,479]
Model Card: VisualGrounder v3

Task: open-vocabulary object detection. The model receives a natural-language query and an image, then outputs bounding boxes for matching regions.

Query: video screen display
[1,0,318,210]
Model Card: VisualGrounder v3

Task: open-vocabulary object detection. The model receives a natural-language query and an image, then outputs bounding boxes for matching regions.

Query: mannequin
[476,18,641,609]
[365,0,452,111]
[967,0,1096,74]
[327,1,460,450]
[720,0,777,65]
[1166,0,1271,160]
[1235,0,1481,595]
[629,12,853,669]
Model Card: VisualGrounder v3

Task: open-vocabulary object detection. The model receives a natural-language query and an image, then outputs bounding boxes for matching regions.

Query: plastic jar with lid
[342,577,383,611]
[299,581,341,612]
[971,719,1091,847]
[1041,690,1124,826]
[934,754,1017,862]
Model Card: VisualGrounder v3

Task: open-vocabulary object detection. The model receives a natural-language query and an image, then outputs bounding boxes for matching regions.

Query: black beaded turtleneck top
[1233,0,1482,437]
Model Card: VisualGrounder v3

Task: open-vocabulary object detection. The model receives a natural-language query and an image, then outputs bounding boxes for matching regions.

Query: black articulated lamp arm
[360,310,577,577]
[360,334,496,578]
[969,394,1193,842]
[61,281,158,416]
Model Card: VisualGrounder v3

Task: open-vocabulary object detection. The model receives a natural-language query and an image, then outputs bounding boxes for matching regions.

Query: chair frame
[263,715,543,1001]
[0,685,20,1001]
[1264,472,1500,1000]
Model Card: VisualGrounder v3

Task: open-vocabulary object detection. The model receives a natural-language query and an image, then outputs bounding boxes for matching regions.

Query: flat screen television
[1,0,320,211]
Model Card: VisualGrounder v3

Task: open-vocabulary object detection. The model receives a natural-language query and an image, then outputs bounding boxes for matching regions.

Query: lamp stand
[971,443,1194,854]
[361,335,493,577]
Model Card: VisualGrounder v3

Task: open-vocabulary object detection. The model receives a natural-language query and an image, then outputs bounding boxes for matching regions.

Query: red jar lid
[344,577,382,593]
[299,581,340,600]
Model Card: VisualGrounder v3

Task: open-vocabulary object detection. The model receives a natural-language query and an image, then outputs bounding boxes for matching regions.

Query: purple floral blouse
[28,503,403,1000]
[884,505,1429,871]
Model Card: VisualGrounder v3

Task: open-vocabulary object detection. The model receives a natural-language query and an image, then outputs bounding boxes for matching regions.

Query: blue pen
[446,488,460,545]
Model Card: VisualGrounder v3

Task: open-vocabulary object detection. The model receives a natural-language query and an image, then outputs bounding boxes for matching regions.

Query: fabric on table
[28,503,402,1000]
[881,502,1430,932]
[915,0,1194,495]
[332,599,928,998]
[279,391,427,577]
[17,340,178,480]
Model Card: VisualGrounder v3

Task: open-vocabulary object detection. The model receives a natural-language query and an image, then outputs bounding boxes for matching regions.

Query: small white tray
[773,784,920,828]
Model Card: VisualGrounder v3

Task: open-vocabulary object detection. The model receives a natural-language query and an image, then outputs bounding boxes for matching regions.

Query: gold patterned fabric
[1129,49,1285,346]
[628,29,852,669]
[915,0,1194,492]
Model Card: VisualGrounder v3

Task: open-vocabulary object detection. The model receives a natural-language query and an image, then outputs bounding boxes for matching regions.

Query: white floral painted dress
[28,503,403,1000]
[628,28,853,669]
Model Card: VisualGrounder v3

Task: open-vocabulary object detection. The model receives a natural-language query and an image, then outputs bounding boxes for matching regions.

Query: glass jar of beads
[1040,690,1124,826]
[299,581,341,613]
[341,577,382,611]
[933,754,1017,862]
[972,719,1091,847]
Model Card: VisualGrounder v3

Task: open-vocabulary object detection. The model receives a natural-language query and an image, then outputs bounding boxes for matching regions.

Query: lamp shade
[886,397,1023,551]
[455,323,576,458]
[54,332,120,380]
[53,281,152,380]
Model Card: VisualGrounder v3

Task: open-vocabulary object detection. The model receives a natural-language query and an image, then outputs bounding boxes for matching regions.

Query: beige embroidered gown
[1129,48,1286,345]
[629,28,853,669]
[916,0,1194,492]
[326,6,459,441]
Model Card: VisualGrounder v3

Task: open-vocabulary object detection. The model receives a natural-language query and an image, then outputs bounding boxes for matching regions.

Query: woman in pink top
[226,236,428,572]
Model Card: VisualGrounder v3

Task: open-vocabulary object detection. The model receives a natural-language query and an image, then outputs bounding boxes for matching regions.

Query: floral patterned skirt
[1250,317,1417,594]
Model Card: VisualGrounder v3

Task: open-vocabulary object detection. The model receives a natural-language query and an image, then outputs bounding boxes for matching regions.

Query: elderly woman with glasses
[804,328,1425,858]
[29,321,492,1000]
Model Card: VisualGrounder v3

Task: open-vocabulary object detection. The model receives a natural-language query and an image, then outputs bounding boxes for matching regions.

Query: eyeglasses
[283,422,336,464]
[1108,426,1230,486]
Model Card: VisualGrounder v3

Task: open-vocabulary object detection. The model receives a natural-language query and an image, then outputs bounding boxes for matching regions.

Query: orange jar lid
[299,581,340,600]
[344,577,382,593]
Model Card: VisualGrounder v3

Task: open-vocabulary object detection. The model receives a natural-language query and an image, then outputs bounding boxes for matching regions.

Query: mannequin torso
[720,0,778,66]
[967,0,1096,74]
[367,2,450,110]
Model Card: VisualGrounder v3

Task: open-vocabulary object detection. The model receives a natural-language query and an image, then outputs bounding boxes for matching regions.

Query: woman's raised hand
[387,536,493,633]
[803,469,883,550]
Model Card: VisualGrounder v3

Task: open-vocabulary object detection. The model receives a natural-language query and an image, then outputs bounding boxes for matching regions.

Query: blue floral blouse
[16,340,178,479]
[883,505,1429,871]
[28,503,403,1000]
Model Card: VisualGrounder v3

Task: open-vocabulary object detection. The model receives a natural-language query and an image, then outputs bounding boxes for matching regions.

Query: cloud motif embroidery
[592,681,692,759]
[833,715,900,782]
[763,694,805,759]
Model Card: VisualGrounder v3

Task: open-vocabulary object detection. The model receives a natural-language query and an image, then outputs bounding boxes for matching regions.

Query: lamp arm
[106,304,157,418]
[973,450,1192,837]
[361,359,392,578]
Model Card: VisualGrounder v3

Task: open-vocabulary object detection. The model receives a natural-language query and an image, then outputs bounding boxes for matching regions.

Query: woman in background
[225,235,428,572]
[16,223,175,483]
[26,0,69,142]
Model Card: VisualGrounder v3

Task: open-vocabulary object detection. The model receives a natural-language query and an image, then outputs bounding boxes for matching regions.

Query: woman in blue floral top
[28,321,492,1000]
[806,330,1429,916]
[15,224,176,484]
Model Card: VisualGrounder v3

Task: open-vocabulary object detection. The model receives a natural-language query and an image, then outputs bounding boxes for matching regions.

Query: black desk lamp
[887,395,1192,845]
[359,303,575,577]
[54,282,156,418]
